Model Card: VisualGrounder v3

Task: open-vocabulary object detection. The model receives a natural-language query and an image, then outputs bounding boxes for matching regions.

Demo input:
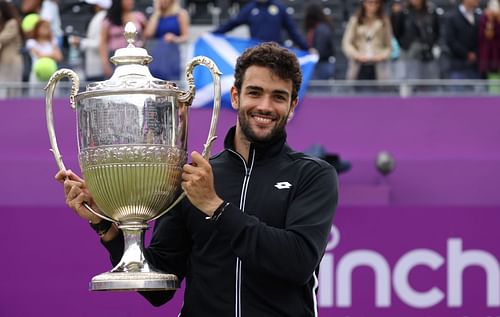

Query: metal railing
[306,79,500,97]
[1,79,500,99]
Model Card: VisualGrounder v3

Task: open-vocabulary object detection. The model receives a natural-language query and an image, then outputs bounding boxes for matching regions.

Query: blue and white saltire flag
[188,33,318,109]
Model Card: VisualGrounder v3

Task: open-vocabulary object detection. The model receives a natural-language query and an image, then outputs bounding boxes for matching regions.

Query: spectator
[212,0,309,50]
[69,0,111,82]
[478,0,500,93]
[26,19,62,94]
[20,0,62,44]
[39,0,62,46]
[100,0,146,77]
[342,0,393,82]
[144,0,189,81]
[391,0,440,80]
[444,0,481,81]
[0,0,24,98]
[304,2,336,80]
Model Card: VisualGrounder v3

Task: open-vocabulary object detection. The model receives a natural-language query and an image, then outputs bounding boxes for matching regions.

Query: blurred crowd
[0,0,499,98]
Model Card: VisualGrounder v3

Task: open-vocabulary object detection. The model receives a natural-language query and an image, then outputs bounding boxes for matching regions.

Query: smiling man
[57,42,338,317]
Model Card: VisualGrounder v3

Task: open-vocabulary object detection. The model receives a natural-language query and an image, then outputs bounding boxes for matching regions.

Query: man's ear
[230,86,239,110]
[287,98,299,122]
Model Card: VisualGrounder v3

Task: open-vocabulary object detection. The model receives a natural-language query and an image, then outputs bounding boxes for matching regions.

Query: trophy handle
[45,69,116,224]
[45,69,79,172]
[151,56,222,222]
[179,56,222,160]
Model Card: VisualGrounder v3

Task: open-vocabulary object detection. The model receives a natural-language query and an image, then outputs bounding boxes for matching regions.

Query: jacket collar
[223,126,287,161]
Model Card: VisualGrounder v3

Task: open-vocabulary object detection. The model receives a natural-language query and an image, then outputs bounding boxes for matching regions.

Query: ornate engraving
[79,145,187,167]
[86,77,179,91]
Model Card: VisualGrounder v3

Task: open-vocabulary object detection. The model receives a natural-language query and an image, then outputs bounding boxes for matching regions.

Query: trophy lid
[80,22,179,96]
[109,22,152,67]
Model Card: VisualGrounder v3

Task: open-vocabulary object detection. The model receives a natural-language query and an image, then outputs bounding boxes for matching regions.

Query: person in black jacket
[304,2,336,80]
[212,0,309,50]
[56,42,338,317]
[444,0,481,81]
[390,0,440,80]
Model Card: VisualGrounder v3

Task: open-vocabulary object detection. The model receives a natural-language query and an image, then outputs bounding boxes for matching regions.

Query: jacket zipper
[228,148,255,317]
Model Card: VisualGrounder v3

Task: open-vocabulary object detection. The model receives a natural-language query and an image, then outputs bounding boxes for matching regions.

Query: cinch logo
[318,225,500,308]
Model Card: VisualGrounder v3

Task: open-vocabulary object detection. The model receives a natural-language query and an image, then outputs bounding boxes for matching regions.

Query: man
[212,0,309,51]
[56,42,338,316]
[444,0,481,80]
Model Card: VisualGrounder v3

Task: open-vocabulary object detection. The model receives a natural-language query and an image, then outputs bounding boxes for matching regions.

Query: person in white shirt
[69,0,111,81]
[40,0,63,46]
[26,18,62,96]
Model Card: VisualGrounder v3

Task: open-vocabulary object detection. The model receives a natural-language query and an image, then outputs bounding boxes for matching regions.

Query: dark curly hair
[234,42,302,101]
[107,0,124,26]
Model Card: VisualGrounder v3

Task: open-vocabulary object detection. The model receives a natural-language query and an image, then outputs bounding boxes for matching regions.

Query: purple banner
[318,206,500,317]
[2,205,499,316]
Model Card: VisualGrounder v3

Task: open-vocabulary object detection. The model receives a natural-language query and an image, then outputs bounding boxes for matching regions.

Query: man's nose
[257,95,273,110]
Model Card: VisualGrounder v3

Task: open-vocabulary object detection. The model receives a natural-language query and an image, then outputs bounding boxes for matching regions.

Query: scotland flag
[188,33,318,109]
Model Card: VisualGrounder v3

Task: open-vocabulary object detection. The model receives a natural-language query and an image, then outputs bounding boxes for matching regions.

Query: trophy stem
[90,222,179,291]
[112,224,150,273]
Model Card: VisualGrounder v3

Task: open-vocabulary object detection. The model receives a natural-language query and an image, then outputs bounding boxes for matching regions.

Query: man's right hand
[55,170,119,241]
[54,170,102,224]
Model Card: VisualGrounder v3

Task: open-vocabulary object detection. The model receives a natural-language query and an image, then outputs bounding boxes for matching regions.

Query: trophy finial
[124,22,137,47]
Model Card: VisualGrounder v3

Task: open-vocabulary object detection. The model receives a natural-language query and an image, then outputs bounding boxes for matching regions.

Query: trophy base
[90,271,179,291]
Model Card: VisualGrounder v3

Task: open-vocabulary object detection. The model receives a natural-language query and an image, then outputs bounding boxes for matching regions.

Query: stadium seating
[46,0,491,80]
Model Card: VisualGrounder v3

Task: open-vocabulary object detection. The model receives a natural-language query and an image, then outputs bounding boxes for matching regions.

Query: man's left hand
[182,151,223,217]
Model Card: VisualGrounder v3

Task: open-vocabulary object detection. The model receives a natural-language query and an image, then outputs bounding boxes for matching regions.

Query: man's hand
[467,52,477,64]
[55,170,119,241]
[182,151,223,217]
[54,170,102,223]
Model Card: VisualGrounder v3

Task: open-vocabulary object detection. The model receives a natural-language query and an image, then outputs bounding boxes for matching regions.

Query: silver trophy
[45,23,221,291]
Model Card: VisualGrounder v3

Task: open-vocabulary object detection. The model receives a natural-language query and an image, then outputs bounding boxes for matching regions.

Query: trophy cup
[45,23,221,291]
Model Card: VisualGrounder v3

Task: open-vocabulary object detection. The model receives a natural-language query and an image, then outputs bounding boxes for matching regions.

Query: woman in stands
[99,0,146,77]
[0,0,23,98]
[144,0,189,81]
[342,0,393,82]
[304,2,336,80]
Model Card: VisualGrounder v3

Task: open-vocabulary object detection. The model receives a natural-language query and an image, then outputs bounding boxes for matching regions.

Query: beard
[237,107,289,145]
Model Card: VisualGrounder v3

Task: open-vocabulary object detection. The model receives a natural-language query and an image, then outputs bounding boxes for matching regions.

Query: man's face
[231,65,298,144]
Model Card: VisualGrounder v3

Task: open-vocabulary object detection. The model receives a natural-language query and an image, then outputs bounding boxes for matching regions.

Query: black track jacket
[104,126,338,316]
